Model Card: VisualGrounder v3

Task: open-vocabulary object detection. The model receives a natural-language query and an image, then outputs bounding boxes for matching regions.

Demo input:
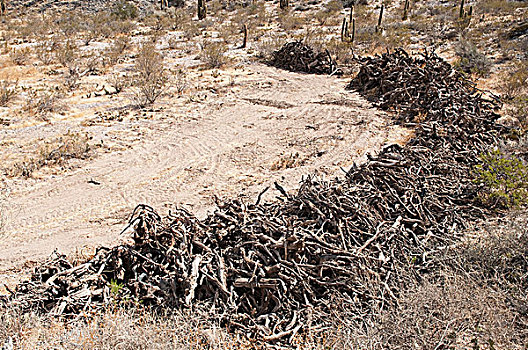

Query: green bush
[111,0,138,20]
[474,150,528,208]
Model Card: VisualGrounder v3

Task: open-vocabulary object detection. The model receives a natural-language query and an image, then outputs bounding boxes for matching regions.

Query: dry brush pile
[269,41,339,75]
[2,48,509,347]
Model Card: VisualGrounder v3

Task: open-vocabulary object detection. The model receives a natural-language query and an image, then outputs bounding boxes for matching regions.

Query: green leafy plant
[474,150,528,208]
[109,279,124,296]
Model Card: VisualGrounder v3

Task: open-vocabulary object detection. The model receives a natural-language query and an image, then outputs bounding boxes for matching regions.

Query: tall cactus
[341,17,348,42]
[459,0,465,18]
[242,24,248,48]
[198,0,207,20]
[351,18,355,43]
[402,0,409,20]
[341,7,356,43]
[376,4,384,33]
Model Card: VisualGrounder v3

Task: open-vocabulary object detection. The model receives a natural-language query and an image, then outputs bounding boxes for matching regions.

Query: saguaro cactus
[402,0,409,20]
[0,0,6,16]
[242,24,248,48]
[341,17,347,42]
[280,0,289,9]
[376,4,384,33]
[459,0,465,18]
[341,7,356,43]
[198,0,207,20]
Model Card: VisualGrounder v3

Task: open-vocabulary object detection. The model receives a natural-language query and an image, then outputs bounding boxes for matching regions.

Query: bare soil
[0,63,410,292]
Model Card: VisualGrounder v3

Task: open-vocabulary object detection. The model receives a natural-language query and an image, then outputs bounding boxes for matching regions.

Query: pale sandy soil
[0,62,410,293]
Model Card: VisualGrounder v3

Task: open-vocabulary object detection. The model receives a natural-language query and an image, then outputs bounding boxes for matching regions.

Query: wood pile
[270,41,339,75]
[2,49,505,347]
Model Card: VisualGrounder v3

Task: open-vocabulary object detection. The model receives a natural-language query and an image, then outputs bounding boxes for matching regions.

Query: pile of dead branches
[3,49,505,347]
[270,41,339,75]
[348,48,501,131]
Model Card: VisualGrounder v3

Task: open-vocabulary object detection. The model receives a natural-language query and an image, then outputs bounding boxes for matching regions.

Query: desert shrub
[324,0,343,13]
[201,41,228,68]
[35,40,57,65]
[172,69,188,95]
[278,10,304,31]
[131,43,168,107]
[107,73,130,93]
[170,7,192,30]
[511,95,528,128]
[62,65,81,91]
[54,40,77,67]
[474,149,528,208]
[255,34,286,60]
[0,80,18,106]
[103,36,130,66]
[454,38,491,76]
[167,35,179,50]
[314,10,330,25]
[111,0,138,20]
[56,13,82,38]
[499,61,528,100]
[9,47,31,66]
[5,132,91,177]
[24,89,62,119]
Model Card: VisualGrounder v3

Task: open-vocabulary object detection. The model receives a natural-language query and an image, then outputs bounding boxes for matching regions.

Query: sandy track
[0,63,409,282]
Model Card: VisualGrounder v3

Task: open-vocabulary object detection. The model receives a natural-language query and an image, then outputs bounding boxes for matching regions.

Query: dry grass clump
[0,306,255,349]
[278,10,305,32]
[453,212,528,314]
[500,61,528,100]
[255,34,286,60]
[498,61,528,128]
[107,73,130,94]
[54,40,78,68]
[0,184,8,236]
[369,275,523,349]
[5,132,91,178]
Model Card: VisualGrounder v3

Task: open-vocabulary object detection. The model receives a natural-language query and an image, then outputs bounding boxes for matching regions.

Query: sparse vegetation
[5,132,91,177]
[110,0,138,20]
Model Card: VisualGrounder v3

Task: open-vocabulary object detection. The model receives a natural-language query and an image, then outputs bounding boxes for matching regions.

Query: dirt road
[0,63,409,288]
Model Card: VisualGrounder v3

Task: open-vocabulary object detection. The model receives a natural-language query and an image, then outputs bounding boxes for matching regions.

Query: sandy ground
[0,63,410,292]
